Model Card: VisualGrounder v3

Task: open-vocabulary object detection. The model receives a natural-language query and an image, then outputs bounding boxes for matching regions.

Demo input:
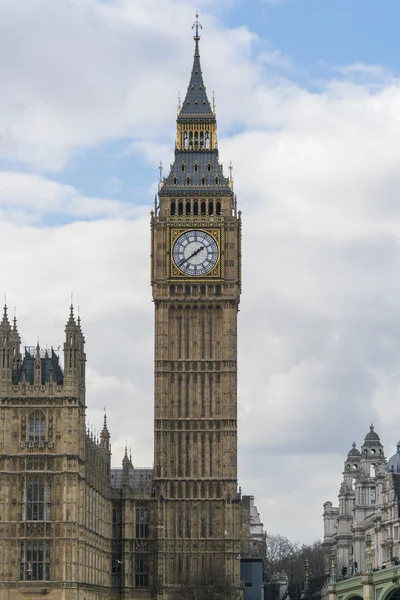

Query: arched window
[200,285,206,297]
[194,163,198,172]
[194,131,198,149]
[178,201,184,216]
[200,131,204,149]
[207,163,212,172]
[214,176,219,185]
[181,163,185,172]
[189,132,193,149]
[193,200,199,216]
[205,132,210,149]
[173,177,177,186]
[201,201,206,216]
[208,201,214,216]
[185,201,191,215]
[170,285,176,297]
[183,132,188,150]
[186,177,190,186]
[171,201,176,216]
[201,177,206,186]
[20,541,50,581]
[216,201,221,215]
[185,285,190,296]
[215,285,222,296]
[29,412,45,444]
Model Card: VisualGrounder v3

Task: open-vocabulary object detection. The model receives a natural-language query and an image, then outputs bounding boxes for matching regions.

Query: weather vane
[192,10,202,40]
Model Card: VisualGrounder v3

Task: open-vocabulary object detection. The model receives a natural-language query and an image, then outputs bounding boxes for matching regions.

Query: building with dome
[323,425,400,574]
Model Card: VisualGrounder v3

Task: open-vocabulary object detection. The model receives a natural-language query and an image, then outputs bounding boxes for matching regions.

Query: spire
[1,299,10,329]
[179,11,213,117]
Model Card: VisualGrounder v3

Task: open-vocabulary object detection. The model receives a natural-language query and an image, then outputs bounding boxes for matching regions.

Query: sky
[1,0,400,544]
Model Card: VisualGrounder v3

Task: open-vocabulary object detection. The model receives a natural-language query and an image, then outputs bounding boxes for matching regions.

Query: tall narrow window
[112,554,121,587]
[194,200,199,215]
[189,131,193,149]
[171,201,176,215]
[178,504,183,537]
[216,200,221,215]
[29,411,45,444]
[201,374,205,418]
[185,316,190,359]
[201,434,205,477]
[209,315,213,359]
[178,201,184,216]
[185,375,190,418]
[178,317,182,359]
[135,555,149,587]
[201,201,206,216]
[200,131,204,148]
[205,132,210,149]
[201,504,206,537]
[112,505,121,539]
[184,132,188,150]
[209,376,213,418]
[186,201,191,215]
[22,478,51,521]
[135,507,149,538]
[178,376,182,418]
[20,541,50,581]
[194,131,199,149]
[185,433,190,477]
[209,503,213,536]
[178,433,183,477]
[208,201,214,216]
[209,433,213,477]
[185,503,191,538]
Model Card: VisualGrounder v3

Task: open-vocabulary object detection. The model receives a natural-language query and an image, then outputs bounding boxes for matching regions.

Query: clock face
[172,230,219,276]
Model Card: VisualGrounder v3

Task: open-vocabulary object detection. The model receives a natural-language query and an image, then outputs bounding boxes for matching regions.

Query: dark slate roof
[364,423,381,443]
[13,347,63,385]
[179,37,213,119]
[110,467,153,491]
[348,442,361,457]
[160,150,231,195]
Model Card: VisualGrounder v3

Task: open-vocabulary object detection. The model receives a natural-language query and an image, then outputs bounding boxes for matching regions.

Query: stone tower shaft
[151,15,242,594]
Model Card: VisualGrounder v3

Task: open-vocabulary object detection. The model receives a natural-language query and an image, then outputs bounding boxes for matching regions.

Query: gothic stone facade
[0,19,244,600]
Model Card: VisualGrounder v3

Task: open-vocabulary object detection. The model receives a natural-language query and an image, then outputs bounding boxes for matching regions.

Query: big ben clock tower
[151,13,242,594]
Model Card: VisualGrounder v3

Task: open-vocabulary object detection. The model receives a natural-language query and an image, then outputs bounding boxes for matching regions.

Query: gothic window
[178,504,183,537]
[21,478,51,521]
[201,504,206,537]
[135,507,149,538]
[178,433,183,476]
[193,200,199,215]
[200,131,204,148]
[194,163,198,172]
[185,503,190,538]
[201,434,205,477]
[178,201,183,216]
[184,133,188,150]
[112,505,121,539]
[186,177,190,186]
[200,285,206,297]
[189,132,193,149]
[185,201,191,215]
[20,541,50,581]
[207,162,212,172]
[185,433,190,476]
[170,285,175,297]
[112,555,121,587]
[209,433,213,476]
[171,201,176,215]
[29,411,45,444]
[194,131,199,149]
[216,200,221,215]
[135,555,149,587]
[214,176,219,185]
[201,201,206,216]
[215,285,221,296]
[209,503,213,536]
[173,177,177,186]
[201,176,206,186]
[205,132,210,149]
[208,201,214,216]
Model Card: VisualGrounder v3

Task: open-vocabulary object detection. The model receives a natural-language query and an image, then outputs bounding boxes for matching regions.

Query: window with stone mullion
[21,477,51,522]
[20,541,50,581]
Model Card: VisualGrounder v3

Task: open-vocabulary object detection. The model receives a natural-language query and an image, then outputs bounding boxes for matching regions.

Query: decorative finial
[370,423,374,431]
[352,441,356,448]
[3,295,7,320]
[192,10,202,41]
[229,161,233,180]
[212,91,216,114]
[159,161,163,183]
[103,406,107,427]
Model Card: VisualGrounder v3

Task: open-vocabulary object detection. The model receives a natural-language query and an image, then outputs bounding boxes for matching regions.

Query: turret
[63,304,86,398]
[0,304,21,386]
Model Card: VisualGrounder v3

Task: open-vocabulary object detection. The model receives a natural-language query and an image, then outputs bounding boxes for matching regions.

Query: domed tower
[352,425,386,570]
[336,443,361,569]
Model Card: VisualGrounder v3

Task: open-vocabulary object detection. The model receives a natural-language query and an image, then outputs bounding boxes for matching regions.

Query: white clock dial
[172,230,219,276]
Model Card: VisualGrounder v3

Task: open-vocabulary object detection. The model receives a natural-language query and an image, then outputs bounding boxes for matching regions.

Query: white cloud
[1,0,400,544]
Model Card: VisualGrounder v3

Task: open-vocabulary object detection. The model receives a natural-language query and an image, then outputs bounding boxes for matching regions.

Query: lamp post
[366,534,372,573]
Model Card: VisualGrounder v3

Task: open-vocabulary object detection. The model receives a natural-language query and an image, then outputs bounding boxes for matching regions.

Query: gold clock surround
[167,225,224,280]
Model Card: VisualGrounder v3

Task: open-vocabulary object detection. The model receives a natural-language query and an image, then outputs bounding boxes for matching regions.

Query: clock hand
[177,245,204,268]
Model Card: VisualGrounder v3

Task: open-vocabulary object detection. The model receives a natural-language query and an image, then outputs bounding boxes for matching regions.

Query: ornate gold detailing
[168,227,222,279]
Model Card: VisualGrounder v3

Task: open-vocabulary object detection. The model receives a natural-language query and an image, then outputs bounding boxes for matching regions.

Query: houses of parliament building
[0,15,254,600]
